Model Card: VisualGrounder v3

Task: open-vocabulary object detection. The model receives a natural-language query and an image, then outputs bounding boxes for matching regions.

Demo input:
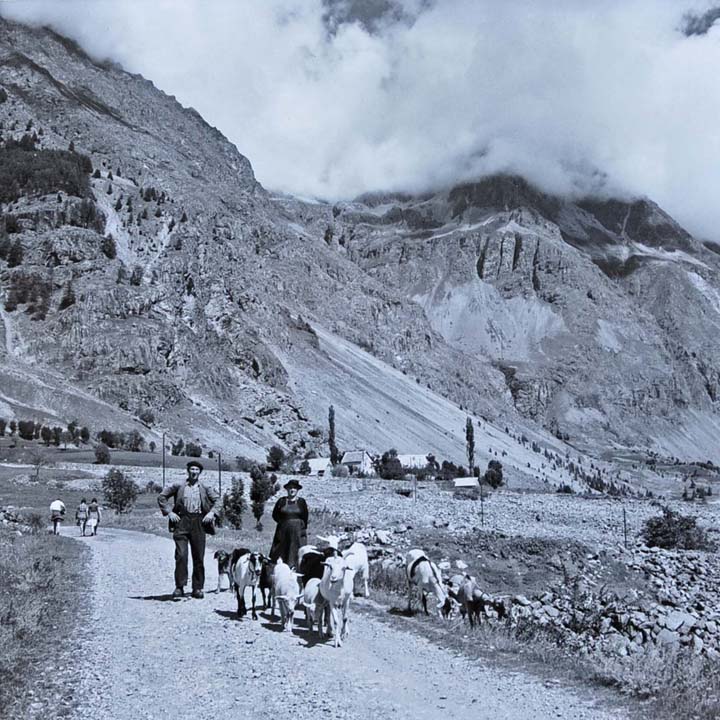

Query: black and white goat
[231,549,265,620]
[405,548,451,618]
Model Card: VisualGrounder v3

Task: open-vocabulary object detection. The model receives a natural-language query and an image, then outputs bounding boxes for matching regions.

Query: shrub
[376,448,404,480]
[267,445,285,471]
[94,443,111,464]
[144,480,161,494]
[557,483,575,494]
[101,235,116,259]
[484,460,504,489]
[222,475,247,529]
[138,409,155,426]
[642,507,715,550]
[331,464,349,478]
[185,442,202,457]
[102,468,138,514]
[20,510,45,534]
[298,459,311,475]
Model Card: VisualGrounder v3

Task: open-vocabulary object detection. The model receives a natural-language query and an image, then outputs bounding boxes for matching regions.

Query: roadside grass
[0,526,89,719]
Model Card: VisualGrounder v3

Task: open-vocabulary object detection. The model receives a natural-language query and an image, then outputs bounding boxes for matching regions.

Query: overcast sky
[3,0,720,239]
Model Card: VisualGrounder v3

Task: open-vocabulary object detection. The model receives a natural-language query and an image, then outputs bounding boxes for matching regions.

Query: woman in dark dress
[269,479,308,568]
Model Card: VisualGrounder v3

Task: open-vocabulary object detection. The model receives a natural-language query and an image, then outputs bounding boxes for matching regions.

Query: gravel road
[63,527,629,720]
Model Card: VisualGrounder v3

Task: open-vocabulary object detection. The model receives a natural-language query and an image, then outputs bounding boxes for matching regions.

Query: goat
[302,578,321,634]
[232,550,265,620]
[447,574,508,627]
[213,550,234,594]
[298,545,339,588]
[317,534,369,597]
[342,542,370,598]
[405,549,450,618]
[259,557,274,613]
[272,559,302,632]
[316,555,355,647]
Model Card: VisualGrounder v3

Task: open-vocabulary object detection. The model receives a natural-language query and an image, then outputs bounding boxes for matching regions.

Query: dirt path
[63,527,629,720]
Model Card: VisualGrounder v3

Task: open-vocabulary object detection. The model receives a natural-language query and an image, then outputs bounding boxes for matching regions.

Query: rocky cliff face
[1,18,719,468]
[329,176,720,461]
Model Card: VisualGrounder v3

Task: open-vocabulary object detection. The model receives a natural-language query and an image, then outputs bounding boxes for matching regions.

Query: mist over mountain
[2,15,720,482]
[3,1,720,241]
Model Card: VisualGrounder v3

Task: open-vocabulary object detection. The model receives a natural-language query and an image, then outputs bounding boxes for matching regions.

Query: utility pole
[218,451,222,497]
[623,505,628,549]
[480,480,485,527]
[162,431,166,488]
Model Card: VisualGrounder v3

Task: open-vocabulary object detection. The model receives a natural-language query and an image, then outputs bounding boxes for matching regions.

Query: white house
[307,457,332,477]
[340,450,374,476]
[453,476,479,488]
[397,454,433,470]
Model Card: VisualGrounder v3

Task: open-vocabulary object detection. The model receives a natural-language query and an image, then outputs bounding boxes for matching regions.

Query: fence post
[413,475,417,502]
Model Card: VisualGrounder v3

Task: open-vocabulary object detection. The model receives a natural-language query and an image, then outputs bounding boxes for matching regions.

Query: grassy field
[0,437,223,470]
[0,528,89,720]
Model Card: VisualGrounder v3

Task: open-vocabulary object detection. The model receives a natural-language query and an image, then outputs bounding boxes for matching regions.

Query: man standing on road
[157,461,220,599]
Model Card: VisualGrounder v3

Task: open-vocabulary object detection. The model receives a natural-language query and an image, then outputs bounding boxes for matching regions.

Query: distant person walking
[49,498,66,535]
[76,498,89,536]
[157,461,220,599]
[87,498,102,536]
[269,479,308,568]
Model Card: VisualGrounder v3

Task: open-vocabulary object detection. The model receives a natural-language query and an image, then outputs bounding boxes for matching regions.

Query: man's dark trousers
[173,513,205,590]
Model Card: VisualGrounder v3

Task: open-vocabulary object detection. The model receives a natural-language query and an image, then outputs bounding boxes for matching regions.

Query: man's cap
[186,460,204,472]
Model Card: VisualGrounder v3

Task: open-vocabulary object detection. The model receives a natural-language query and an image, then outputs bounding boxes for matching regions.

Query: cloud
[3,0,720,239]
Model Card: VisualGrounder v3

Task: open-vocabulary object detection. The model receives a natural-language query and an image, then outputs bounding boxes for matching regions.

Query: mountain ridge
[1,17,719,479]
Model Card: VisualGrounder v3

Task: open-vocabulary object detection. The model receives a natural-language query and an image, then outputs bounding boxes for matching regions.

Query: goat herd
[214,534,496,649]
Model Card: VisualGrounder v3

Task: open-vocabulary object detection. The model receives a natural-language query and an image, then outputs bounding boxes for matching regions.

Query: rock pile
[1,505,35,534]
[487,544,720,659]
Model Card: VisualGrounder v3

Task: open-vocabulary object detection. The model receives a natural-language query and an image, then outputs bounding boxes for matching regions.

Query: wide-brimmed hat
[284,479,302,490]
[186,460,204,472]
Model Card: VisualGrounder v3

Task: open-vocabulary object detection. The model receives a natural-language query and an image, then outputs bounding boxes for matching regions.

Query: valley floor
[46,527,629,720]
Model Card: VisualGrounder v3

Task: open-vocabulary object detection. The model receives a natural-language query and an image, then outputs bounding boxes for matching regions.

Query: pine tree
[7,240,23,268]
[58,282,76,310]
[328,405,340,465]
[465,417,475,475]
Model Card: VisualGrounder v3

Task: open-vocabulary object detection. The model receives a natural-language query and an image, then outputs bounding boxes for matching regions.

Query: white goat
[405,549,450,618]
[302,577,321,634]
[272,559,302,632]
[316,555,355,648]
[317,534,369,597]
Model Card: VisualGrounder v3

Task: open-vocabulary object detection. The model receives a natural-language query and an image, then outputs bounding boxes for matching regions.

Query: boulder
[657,629,680,647]
[665,611,696,633]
